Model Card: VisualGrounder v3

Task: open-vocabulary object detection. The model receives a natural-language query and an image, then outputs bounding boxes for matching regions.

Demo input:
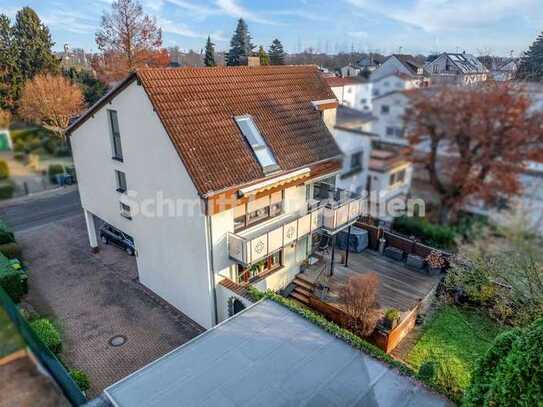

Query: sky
[1,0,542,56]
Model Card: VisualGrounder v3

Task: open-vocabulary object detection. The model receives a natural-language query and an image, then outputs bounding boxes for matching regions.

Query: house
[357,54,386,73]
[340,63,362,77]
[370,54,425,82]
[66,65,364,328]
[371,72,429,99]
[371,89,411,145]
[491,58,519,81]
[324,76,372,112]
[102,300,451,407]
[424,52,489,85]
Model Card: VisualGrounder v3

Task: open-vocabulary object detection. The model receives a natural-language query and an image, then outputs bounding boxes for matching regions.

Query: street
[0,188,82,232]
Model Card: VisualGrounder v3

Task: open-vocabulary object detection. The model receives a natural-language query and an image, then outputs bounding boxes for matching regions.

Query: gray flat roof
[105,300,451,407]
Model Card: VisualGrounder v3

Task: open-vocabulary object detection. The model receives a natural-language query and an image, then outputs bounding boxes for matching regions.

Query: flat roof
[105,300,451,407]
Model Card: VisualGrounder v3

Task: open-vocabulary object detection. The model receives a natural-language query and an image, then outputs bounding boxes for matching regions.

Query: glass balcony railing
[228,185,362,266]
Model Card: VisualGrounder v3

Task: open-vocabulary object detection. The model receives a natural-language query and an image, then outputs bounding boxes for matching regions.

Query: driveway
[18,215,204,397]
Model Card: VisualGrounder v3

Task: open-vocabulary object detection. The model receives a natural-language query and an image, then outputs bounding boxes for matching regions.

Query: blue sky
[1,0,542,56]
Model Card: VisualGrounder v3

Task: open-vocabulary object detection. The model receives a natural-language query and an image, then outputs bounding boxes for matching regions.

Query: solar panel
[235,116,280,174]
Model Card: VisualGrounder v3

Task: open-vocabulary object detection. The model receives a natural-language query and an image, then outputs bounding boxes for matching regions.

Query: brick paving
[18,215,204,398]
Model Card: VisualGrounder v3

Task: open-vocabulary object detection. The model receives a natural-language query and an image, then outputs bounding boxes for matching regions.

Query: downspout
[204,209,219,326]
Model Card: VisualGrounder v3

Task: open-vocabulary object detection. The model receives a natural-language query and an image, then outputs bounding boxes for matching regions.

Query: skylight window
[235,115,279,174]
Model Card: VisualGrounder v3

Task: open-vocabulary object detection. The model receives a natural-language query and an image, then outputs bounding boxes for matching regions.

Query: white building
[340,64,362,78]
[370,54,425,82]
[67,66,364,328]
[424,52,489,85]
[325,76,372,112]
[491,58,519,81]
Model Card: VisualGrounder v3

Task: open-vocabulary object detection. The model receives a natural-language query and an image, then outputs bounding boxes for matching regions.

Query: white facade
[330,82,372,112]
[370,55,422,82]
[340,65,361,77]
[332,128,371,194]
[368,161,413,221]
[371,91,410,145]
[424,53,488,86]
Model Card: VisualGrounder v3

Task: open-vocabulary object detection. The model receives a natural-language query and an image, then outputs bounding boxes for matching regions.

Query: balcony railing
[228,185,362,266]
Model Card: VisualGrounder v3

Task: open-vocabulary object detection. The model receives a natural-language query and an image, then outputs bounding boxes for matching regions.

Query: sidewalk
[0,184,78,209]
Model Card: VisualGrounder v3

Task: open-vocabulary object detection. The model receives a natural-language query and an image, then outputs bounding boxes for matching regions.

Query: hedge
[0,220,15,244]
[393,216,456,250]
[48,164,64,184]
[69,369,90,392]
[0,160,10,180]
[0,269,27,303]
[0,180,14,200]
[0,242,22,259]
[30,318,62,354]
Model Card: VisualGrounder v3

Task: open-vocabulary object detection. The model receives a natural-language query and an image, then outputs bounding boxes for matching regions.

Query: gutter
[204,212,218,326]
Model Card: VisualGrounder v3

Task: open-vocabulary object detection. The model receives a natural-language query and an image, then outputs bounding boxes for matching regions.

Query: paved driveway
[18,215,204,397]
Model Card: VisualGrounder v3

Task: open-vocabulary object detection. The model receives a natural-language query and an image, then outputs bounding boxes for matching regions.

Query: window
[237,251,283,284]
[373,89,380,96]
[346,87,352,94]
[235,116,279,173]
[115,170,127,193]
[233,191,283,232]
[120,202,132,219]
[381,105,390,114]
[350,151,363,171]
[389,169,406,186]
[360,98,367,104]
[386,127,395,136]
[394,128,405,138]
[108,110,123,161]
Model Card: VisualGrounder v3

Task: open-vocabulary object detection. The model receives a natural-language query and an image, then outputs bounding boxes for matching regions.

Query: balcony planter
[425,250,446,276]
[382,308,401,330]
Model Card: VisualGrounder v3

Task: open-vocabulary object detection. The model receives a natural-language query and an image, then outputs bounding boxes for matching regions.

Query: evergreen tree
[268,38,286,65]
[517,31,543,81]
[12,7,59,81]
[257,46,269,65]
[0,14,22,111]
[204,36,216,67]
[226,18,254,66]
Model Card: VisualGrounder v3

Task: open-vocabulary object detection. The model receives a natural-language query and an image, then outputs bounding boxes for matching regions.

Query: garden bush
[0,160,10,180]
[30,318,62,354]
[0,269,27,303]
[393,216,456,250]
[0,220,15,244]
[69,369,90,392]
[0,242,22,259]
[0,181,14,200]
[48,164,64,184]
[417,361,437,382]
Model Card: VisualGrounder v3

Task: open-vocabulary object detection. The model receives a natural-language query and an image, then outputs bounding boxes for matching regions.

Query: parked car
[99,224,136,256]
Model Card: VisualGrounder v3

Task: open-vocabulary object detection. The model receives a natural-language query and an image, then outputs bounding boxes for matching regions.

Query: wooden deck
[302,249,441,312]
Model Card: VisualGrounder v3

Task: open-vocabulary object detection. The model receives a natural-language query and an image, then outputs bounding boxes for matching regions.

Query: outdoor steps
[293,276,314,291]
[290,291,310,305]
[288,275,316,305]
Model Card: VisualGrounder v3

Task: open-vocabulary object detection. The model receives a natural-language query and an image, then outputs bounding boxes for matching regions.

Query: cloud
[346,0,543,32]
[42,10,98,34]
[215,0,278,25]
[160,18,227,41]
[269,9,328,22]
[165,0,220,17]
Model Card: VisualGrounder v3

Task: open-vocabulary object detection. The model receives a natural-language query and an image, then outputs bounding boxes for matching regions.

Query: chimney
[240,56,260,66]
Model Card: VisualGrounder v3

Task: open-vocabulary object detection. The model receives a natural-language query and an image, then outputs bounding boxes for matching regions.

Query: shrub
[384,308,401,321]
[417,361,437,383]
[393,216,456,250]
[48,164,64,184]
[0,269,27,303]
[0,220,15,244]
[0,242,22,259]
[339,273,380,337]
[30,319,62,354]
[0,160,9,180]
[0,181,14,200]
[69,369,90,392]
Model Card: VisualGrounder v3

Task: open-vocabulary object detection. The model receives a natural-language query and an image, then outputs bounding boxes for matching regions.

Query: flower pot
[428,266,442,276]
[382,317,399,330]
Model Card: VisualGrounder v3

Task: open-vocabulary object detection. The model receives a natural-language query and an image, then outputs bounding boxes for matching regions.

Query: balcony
[228,185,362,266]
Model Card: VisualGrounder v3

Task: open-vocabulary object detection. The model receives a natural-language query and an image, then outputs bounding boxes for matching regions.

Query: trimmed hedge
[0,180,14,200]
[393,216,456,250]
[0,269,27,303]
[0,242,22,259]
[69,369,90,392]
[48,164,64,184]
[30,318,62,354]
[0,160,9,180]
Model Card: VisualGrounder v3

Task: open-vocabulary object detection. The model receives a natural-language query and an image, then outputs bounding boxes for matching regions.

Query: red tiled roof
[69,66,342,197]
[324,76,366,87]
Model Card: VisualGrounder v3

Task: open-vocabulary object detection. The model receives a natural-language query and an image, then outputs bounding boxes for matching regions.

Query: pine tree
[517,31,543,81]
[204,36,216,67]
[12,7,59,81]
[226,18,254,66]
[258,46,269,65]
[268,38,286,65]
[0,14,22,111]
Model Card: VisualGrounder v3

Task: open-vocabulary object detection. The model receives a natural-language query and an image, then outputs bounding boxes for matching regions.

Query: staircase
[289,274,316,305]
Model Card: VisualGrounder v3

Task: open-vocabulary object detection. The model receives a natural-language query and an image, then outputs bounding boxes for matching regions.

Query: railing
[228,186,363,266]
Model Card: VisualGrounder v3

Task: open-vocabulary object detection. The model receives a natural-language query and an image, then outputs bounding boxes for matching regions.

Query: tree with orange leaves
[94,0,168,84]
[406,82,543,224]
[18,74,85,138]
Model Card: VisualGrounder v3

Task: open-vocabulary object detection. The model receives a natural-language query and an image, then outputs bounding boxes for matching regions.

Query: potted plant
[426,250,446,275]
[383,308,401,330]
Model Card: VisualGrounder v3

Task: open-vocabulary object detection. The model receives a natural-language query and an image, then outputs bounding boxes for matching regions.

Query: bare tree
[18,74,84,138]
[339,273,380,337]
[95,0,164,82]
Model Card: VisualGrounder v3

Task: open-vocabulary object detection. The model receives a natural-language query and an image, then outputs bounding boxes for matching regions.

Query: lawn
[0,307,25,359]
[406,305,505,392]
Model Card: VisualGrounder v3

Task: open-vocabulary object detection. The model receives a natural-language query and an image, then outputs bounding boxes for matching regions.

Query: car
[99,224,136,256]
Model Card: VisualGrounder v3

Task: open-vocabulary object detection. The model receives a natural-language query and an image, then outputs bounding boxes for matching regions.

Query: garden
[0,218,90,394]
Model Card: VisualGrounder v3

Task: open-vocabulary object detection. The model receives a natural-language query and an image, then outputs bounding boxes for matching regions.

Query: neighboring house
[324,76,372,112]
[491,58,519,81]
[56,43,91,71]
[370,54,425,82]
[424,52,489,85]
[67,65,364,328]
[357,54,386,73]
[371,72,429,98]
[371,89,411,145]
[340,64,361,77]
